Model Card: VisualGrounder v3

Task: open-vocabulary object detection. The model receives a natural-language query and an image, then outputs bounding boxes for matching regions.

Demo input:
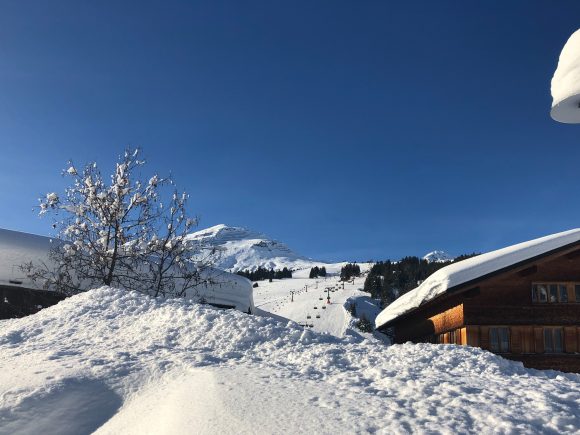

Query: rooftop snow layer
[376,228,580,329]
[0,228,56,289]
[551,29,580,123]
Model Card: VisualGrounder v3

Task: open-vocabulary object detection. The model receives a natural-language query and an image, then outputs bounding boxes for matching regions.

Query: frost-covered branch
[26,148,212,298]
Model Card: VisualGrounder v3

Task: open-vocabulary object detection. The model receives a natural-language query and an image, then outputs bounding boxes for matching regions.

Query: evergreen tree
[340,263,361,281]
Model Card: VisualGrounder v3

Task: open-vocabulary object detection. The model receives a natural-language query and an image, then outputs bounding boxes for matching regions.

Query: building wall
[463,249,580,326]
[389,247,580,373]
[392,299,465,342]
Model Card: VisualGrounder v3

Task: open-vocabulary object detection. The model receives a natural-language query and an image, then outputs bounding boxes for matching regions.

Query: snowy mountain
[187,224,325,272]
[422,250,453,263]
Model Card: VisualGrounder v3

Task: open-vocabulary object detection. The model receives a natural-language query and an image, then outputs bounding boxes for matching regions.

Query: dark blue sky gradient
[2,1,580,261]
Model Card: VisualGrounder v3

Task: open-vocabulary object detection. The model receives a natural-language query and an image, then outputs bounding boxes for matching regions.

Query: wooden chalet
[375,229,580,373]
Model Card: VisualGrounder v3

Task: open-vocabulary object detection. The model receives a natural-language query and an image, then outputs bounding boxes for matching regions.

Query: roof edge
[376,238,580,330]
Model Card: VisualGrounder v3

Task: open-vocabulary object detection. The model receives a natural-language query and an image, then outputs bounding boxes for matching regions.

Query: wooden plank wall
[464,325,580,354]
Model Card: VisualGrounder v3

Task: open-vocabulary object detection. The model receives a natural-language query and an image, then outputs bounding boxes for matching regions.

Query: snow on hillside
[422,250,453,263]
[187,224,326,272]
[1,287,579,434]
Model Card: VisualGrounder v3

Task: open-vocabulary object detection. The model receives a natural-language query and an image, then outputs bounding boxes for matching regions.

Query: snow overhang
[551,29,580,123]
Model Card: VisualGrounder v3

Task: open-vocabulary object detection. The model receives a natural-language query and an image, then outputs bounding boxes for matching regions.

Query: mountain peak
[422,250,453,263]
[188,224,322,272]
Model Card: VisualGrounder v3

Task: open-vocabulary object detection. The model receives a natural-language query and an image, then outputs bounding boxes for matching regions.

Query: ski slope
[253,263,375,337]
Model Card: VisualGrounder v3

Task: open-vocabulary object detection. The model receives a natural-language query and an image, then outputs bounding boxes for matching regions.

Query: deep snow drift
[187,224,325,272]
[1,287,579,434]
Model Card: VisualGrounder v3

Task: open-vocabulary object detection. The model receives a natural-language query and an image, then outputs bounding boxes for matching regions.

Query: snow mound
[187,224,324,272]
[377,228,580,329]
[423,250,453,263]
[1,287,579,433]
[551,29,580,123]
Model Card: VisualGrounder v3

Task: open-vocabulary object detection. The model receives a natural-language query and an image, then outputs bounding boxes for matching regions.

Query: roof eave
[376,238,580,330]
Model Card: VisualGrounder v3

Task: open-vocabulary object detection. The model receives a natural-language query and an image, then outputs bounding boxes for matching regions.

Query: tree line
[363,254,479,306]
[309,266,327,278]
[340,263,361,281]
[237,267,292,281]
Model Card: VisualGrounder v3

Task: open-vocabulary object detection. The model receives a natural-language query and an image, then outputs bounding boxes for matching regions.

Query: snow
[0,228,56,289]
[1,287,579,434]
[423,250,453,263]
[187,224,326,272]
[253,262,375,337]
[376,228,580,329]
[551,29,580,123]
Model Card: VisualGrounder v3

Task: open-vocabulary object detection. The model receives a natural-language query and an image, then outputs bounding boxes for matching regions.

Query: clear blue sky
[1,1,580,262]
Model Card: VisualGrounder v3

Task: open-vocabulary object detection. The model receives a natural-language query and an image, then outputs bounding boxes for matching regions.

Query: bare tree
[22,148,216,297]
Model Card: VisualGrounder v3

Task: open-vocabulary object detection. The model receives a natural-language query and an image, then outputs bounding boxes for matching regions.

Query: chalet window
[559,285,568,302]
[489,327,510,353]
[532,284,548,303]
[544,328,564,353]
[532,283,569,303]
[549,284,558,302]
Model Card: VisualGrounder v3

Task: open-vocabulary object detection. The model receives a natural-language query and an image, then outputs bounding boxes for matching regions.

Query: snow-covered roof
[0,228,56,290]
[375,228,580,329]
[551,29,580,123]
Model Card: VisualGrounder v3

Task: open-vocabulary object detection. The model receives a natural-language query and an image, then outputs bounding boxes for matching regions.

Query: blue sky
[1,1,580,262]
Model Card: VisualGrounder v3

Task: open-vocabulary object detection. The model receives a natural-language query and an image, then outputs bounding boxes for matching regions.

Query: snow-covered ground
[1,286,580,434]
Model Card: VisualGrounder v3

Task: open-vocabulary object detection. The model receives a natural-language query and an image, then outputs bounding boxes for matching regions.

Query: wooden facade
[379,241,580,373]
